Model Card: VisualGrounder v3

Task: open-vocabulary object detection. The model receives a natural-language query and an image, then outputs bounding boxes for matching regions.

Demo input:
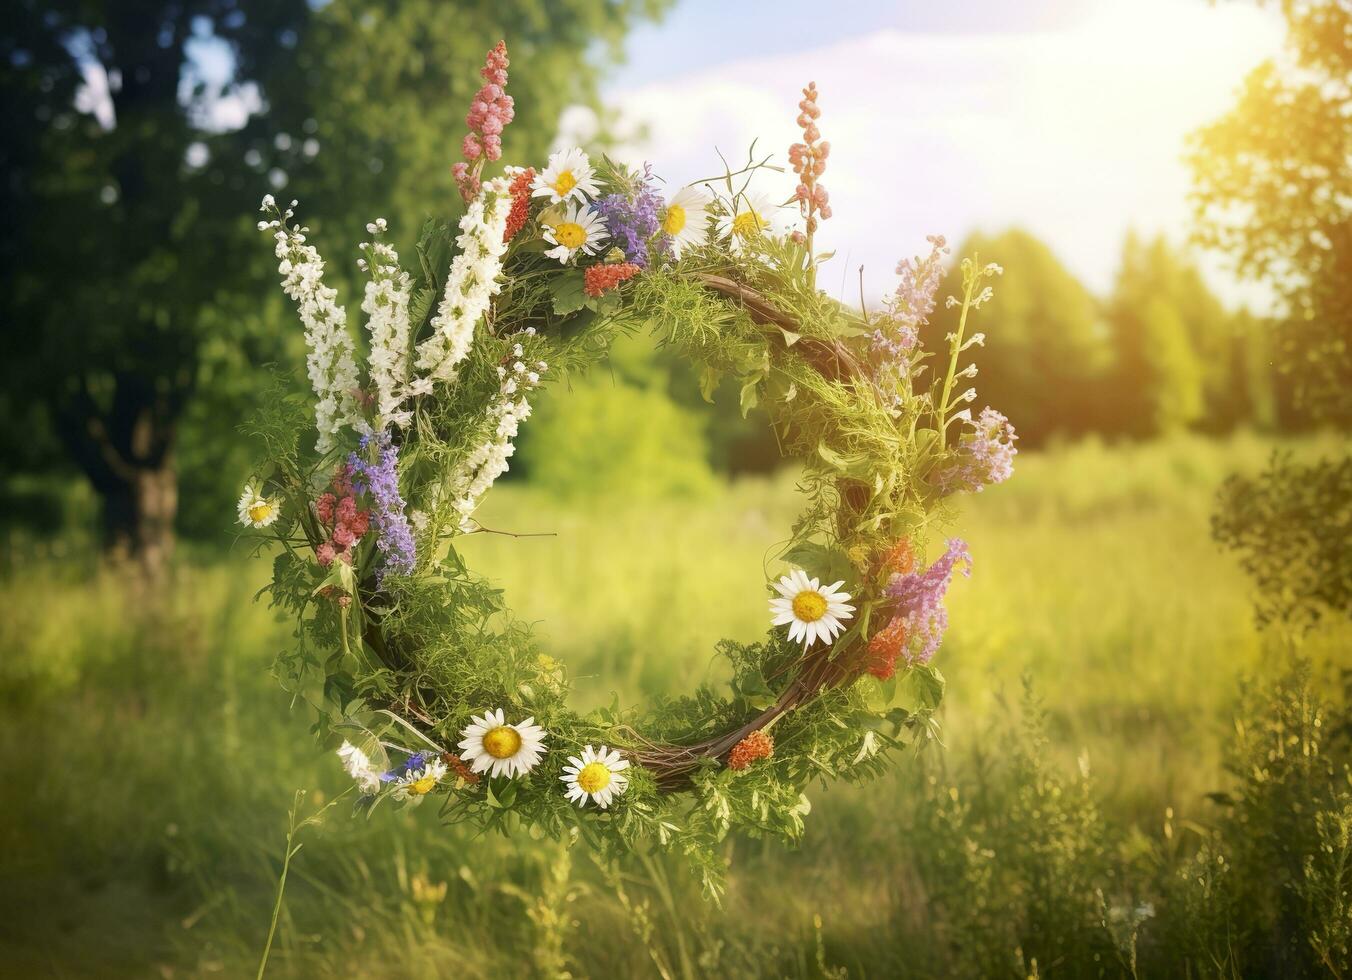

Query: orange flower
[583,262,641,297]
[728,730,775,771]
[503,167,535,243]
[882,537,916,576]
[865,618,908,680]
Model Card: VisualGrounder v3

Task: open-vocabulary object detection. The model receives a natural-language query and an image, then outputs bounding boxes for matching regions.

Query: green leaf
[739,376,760,417]
[909,664,946,710]
[782,540,855,587]
[699,366,721,403]
[550,270,587,316]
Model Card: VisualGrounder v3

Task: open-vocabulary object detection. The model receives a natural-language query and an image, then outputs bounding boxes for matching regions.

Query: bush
[519,373,717,501]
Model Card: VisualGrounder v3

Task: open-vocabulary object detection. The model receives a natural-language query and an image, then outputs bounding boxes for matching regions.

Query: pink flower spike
[453,40,514,203]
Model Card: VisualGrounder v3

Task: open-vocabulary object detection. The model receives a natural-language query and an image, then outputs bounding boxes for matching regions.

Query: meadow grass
[0,433,1346,977]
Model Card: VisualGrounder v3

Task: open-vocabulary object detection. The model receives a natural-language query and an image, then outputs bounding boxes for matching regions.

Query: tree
[1195,0,1351,637]
[1189,0,1351,427]
[923,229,1104,447]
[1103,233,1247,437]
[1,0,667,576]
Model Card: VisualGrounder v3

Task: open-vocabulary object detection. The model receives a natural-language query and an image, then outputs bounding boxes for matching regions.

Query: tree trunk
[53,373,185,583]
[101,456,178,579]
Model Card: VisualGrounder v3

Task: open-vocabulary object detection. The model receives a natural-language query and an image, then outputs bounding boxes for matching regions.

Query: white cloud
[605,0,1282,309]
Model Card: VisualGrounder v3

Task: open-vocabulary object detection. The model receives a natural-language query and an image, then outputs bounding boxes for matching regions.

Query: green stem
[256,791,303,980]
[937,252,978,452]
[256,788,353,980]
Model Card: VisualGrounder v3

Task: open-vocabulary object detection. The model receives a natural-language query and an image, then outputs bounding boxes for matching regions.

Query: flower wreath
[242,43,1016,896]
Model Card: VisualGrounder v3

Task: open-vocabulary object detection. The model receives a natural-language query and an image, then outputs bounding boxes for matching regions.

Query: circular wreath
[241,43,1017,896]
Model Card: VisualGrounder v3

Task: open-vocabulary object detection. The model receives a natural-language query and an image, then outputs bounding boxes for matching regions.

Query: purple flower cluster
[348,430,416,586]
[871,234,949,358]
[595,170,664,268]
[885,538,971,665]
[939,408,1018,494]
[379,751,428,784]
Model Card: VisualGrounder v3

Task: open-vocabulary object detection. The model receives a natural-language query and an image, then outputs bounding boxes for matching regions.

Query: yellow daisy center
[792,590,828,623]
[663,204,687,235]
[553,221,587,249]
[576,761,611,794]
[483,725,522,759]
[248,501,273,523]
[552,170,577,196]
[731,209,766,238]
[409,774,437,795]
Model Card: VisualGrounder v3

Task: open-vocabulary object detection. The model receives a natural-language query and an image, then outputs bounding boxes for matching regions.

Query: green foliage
[1154,663,1352,978]
[1214,452,1352,632]
[1105,233,1257,438]
[1189,0,1352,427]
[521,373,717,500]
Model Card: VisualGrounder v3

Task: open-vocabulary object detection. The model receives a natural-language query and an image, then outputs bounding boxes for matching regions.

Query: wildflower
[542,202,608,263]
[769,569,855,648]
[314,464,370,566]
[938,408,1018,494]
[348,430,416,585]
[882,537,916,577]
[458,708,548,779]
[503,167,535,242]
[662,184,712,259]
[337,740,381,795]
[531,147,600,205]
[415,176,512,384]
[261,199,364,453]
[360,234,414,430]
[453,41,515,203]
[390,757,449,804]
[445,356,545,528]
[865,619,908,680]
[789,81,832,236]
[594,171,663,267]
[560,745,630,808]
[879,538,972,666]
[871,235,949,361]
[237,485,281,528]
[583,262,641,297]
[728,730,774,771]
[717,189,778,253]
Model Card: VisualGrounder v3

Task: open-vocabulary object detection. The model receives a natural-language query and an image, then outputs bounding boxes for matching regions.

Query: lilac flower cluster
[885,538,972,665]
[871,234,949,358]
[939,408,1018,494]
[594,170,664,268]
[348,430,416,585]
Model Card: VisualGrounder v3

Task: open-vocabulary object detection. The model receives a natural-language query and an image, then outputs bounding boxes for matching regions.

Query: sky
[585,0,1285,310]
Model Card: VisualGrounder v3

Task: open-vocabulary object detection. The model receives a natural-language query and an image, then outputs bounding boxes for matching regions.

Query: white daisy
[336,740,381,795]
[389,757,448,804]
[661,185,712,259]
[237,484,280,528]
[458,708,548,778]
[531,147,600,205]
[769,569,855,648]
[560,745,630,809]
[716,189,779,253]
[542,203,608,264]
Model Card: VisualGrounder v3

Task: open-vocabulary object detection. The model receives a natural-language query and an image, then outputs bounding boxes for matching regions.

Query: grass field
[0,433,1347,978]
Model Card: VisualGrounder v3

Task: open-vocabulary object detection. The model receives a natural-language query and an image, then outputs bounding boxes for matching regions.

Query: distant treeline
[920,228,1286,448]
